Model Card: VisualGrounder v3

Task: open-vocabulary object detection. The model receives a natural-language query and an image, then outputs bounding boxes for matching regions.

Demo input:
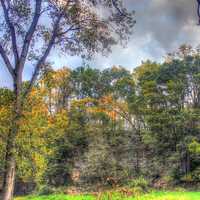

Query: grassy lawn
[15,192,200,200]
[15,195,94,200]
[130,192,200,200]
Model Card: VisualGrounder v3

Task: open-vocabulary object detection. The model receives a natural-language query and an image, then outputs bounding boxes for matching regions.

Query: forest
[1,0,200,200]
[1,45,200,199]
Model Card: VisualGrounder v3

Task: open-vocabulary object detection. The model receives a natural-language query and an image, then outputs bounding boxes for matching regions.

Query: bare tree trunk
[186,151,190,174]
[2,157,16,200]
[135,149,140,174]
[180,150,191,176]
[2,81,21,200]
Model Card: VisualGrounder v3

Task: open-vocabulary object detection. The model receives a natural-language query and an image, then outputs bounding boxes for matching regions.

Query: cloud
[1,0,200,88]
[87,0,200,69]
[130,0,200,51]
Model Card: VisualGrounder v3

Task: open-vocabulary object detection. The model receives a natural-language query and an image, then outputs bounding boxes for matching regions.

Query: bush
[174,187,186,192]
[131,186,144,196]
[171,168,184,183]
[80,135,118,186]
[180,174,193,183]
[191,167,200,182]
[128,177,149,191]
[36,185,54,195]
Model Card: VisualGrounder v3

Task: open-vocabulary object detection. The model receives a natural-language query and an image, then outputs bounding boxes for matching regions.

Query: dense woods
[0,1,135,199]
[1,1,200,200]
[1,45,200,196]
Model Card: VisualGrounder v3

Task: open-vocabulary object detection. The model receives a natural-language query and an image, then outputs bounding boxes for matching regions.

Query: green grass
[15,194,94,200]
[15,192,200,200]
[130,192,200,200]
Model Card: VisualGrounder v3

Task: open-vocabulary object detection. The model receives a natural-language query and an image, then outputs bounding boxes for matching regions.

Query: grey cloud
[88,0,200,69]
[130,0,199,51]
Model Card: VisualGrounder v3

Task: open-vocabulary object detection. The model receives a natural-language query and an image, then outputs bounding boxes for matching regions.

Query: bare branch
[0,43,15,79]
[0,0,19,65]
[18,0,42,72]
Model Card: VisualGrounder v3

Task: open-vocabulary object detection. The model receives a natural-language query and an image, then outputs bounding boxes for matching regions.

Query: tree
[0,88,13,189]
[41,66,72,113]
[0,0,135,199]
[71,66,101,99]
[132,48,200,182]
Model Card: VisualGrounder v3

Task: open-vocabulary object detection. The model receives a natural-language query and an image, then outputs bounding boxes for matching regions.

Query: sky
[1,0,200,88]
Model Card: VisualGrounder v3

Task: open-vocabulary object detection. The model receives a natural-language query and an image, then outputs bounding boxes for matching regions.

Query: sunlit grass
[15,194,94,200]
[131,192,200,200]
[15,192,200,200]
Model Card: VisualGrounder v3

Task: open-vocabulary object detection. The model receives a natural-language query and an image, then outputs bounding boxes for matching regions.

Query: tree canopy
[1,46,200,197]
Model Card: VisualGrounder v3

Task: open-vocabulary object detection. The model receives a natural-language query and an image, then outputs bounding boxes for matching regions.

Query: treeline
[1,45,200,194]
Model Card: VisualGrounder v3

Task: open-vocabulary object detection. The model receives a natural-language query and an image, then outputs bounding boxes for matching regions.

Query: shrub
[192,167,200,181]
[180,174,193,183]
[171,168,184,184]
[128,177,149,191]
[131,186,144,196]
[174,187,186,192]
[80,135,118,186]
[36,185,54,195]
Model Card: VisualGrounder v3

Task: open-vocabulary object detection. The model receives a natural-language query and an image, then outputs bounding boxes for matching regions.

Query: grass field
[15,191,200,200]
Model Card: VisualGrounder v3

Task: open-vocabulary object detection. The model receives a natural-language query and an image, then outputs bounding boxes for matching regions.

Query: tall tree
[0,1,135,199]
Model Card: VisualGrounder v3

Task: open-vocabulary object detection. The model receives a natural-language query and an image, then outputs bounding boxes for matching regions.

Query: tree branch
[23,0,71,98]
[57,25,81,37]
[111,0,127,17]
[0,0,19,65]
[22,0,73,98]
[18,0,42,72]
[0,43,15,79]
[23,16,62,98]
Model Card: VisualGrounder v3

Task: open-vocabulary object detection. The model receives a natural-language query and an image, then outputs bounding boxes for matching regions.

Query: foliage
[128,177,149,191]
[2,47,200,196]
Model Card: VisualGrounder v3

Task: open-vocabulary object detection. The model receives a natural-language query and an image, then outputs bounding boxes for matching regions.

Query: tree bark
[180,151,191,176]
[2,81,22,200]
[2,157,16,200]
